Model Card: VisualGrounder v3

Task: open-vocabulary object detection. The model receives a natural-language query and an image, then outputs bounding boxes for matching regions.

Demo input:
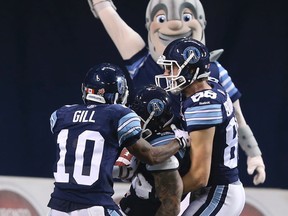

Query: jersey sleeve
[209,61,242,102]
[184,90,225,132]
[117,109,142,147]
[50,110,58,133]
[123,47,149,79]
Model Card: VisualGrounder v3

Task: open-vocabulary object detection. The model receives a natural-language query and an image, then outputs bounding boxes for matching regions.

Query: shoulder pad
[209,49,224,62]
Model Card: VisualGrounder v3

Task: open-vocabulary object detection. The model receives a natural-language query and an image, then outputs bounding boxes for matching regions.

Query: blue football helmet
[82,63,129,105]
[155,38,210,94]
[130,85,174,139]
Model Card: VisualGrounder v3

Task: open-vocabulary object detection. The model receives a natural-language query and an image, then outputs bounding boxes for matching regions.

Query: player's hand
[125,156,139,180]
[247,155,266,185]
[115,147,133,166]
[170,124,190,149]
[87,0,116,18]
[114,148,138,181]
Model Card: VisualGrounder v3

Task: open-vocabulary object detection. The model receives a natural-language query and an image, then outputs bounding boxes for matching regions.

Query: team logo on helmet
[147,99,165,116]
[117,77,126,94]
[183,46,201,64]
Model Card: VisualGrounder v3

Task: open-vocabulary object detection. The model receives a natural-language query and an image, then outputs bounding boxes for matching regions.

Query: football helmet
[82,63,129,105]
[155,38,210,94]
[130,85,174,139]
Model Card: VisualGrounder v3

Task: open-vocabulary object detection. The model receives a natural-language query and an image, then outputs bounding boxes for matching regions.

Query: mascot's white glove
[87,0,117,18]
[171,124,190,149]
[238,124,266,185]
[247,155,266,185]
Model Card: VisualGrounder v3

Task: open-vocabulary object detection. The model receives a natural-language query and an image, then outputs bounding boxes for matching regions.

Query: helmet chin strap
[121,89,129,105]
[165,52,196,95]
[141,110,156,139]
[190,67,200,84]
[113,93,119,104]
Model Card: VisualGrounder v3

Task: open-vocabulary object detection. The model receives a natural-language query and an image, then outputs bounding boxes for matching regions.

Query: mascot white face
[145,0,206,62]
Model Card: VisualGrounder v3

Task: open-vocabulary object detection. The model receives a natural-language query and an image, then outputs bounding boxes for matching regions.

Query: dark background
[1,0,287,188]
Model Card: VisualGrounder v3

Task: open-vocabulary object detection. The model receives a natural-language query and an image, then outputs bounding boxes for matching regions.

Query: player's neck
[183,80,211,97]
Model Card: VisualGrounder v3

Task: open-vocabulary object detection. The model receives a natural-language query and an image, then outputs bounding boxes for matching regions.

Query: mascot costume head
[145,0,206,62]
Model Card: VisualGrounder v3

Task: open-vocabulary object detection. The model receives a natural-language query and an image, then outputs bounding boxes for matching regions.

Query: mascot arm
[234,100,266,185]
[89,0,145,60]
[234,100,262,156]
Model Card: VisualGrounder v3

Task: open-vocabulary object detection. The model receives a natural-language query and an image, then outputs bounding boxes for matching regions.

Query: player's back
[182,81,239,186]
[48,103,141,211]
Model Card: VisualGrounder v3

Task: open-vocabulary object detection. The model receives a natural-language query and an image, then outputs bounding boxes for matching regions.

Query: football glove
[170,124,190,149]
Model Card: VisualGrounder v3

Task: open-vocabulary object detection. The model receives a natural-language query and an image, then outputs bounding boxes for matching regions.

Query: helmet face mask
[130,85,174,137]
[156,55,190,94]
[155,38,210,94]
[82,63,129,105]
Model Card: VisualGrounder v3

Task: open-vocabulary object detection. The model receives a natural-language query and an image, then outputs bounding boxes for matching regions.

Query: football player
[87,0,265,187]
[119,85,188,216]
[47,63,188,216]
[156,38,245,215]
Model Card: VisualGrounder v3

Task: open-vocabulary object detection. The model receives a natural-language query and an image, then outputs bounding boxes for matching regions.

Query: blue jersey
[136,131,186,198]
[125,48,184,122]
[119,131,187,216]
[182,81,239,185]
[209,61,241,102]
[125,47,241,108]
[48,103,141,212]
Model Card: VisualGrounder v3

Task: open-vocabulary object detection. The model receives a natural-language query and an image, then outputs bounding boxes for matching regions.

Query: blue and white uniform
[119,131,187,216]
[124,47,241,113]
[48,103,141,215]
[181,81,245,216]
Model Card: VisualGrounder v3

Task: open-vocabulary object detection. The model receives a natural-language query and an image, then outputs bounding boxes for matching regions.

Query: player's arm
[87,0,145,60]
[233,99,266,185]
[127,137,183,166]
[182,127,215,194]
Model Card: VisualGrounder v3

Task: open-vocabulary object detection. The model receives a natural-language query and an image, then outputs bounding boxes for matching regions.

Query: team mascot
[87,0,265,186]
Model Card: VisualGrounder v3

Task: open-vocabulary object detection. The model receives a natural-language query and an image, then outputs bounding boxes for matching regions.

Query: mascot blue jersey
[182,81,239,185]
[48,103,141,212]
[124,48,241,113]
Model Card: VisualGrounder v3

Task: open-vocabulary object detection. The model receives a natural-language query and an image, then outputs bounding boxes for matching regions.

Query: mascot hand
[87,0,117,18]
[247,155,266,185]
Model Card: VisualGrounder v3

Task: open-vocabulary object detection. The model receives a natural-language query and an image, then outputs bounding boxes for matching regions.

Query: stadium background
[0,0,287,189]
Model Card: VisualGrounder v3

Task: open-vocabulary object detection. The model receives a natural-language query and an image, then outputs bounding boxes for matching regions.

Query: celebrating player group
[47,0,266,215]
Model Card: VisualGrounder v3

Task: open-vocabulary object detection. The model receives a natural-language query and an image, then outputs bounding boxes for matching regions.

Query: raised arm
[87,0,146,60]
